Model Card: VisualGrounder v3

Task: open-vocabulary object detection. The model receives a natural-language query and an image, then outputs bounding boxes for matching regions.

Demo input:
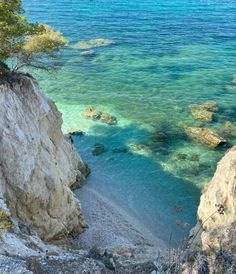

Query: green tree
[15,24,68,71]
[0,0,67,72]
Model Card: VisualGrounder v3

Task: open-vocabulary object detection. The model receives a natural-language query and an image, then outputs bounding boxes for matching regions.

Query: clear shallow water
[23,0,236,244]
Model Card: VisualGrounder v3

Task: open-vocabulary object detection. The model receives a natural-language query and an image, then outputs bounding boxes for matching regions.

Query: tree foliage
[0,0,67,72]
[16,24,68,71]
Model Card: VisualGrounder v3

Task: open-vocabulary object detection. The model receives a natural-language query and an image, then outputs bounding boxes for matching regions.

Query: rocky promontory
[0,74,88,241]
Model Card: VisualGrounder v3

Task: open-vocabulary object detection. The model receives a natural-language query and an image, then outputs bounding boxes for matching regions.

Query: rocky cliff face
[197,145,236,250]
[0,74,88,241]
[181,146,236,274]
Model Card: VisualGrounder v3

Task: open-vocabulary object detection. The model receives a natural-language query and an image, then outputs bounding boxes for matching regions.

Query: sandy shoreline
[75,186,166,251]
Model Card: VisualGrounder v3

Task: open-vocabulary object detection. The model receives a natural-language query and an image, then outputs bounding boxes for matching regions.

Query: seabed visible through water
[23,0,236,244]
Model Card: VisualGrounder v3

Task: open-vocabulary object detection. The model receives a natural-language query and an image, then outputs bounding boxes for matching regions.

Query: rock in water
[92,143,105,156]
[100,112,117,125]
[82,107,117,125]
[129,143,150,155]
[176,153,187,160]
[185,127,226,147]
[222,121,236,137]
[151,131,168,143]
[81,107,101,120]
[189,104,213,122]
[112,147,128,153]
[73,38,114,49]
[189,100,218,122]
[67,129,84,136]
[0,75,88,241]
[201,100,218,112]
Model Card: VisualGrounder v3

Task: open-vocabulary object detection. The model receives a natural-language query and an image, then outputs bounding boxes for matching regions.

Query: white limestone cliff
[0,74,88,241]
[182,146,236,273]
[196,145,236,249]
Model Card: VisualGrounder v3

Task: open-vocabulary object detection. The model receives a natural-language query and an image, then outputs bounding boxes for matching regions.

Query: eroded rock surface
[82,106,101,120]
[197,146,236,249]
[100,112,117,125]
[181,146,236,273]
[189,104,213,122]
[185,127,226,147]
[0,74,88,241]
[189,101,218,122]
[82,107,117,125]
[222,121,236,138]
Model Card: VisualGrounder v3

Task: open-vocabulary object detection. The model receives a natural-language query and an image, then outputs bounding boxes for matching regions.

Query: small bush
[0,208,12,231]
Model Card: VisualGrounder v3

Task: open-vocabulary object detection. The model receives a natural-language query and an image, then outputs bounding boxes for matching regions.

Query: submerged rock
[0,75,88,241]
[188,167,201,176]
[153,147,169,155]
[222,121,236,137]
[80,50,95,56]
[129,143,150,153]
[188,153,200,162]
[92,143,105,156]
[82,107,117,125]
[185,127,226,147]
[73,38,114,49]
[176,153,188,160]
[81,107,101,120]
[189,104,213,122]
[151,131,168,143]
[112,147,128,153]
[189,100,218,122]
[202,100,218,112]
[100,112,117,125]
[198,162,211,172]
[67,129,84,136]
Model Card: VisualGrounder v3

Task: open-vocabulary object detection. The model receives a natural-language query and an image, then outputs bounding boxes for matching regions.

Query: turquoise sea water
[23,0,236,244]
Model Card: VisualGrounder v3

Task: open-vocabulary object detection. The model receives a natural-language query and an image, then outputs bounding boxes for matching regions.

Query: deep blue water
[22,0,236,244]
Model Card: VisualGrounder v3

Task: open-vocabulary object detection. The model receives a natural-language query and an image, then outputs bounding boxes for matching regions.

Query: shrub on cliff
[0,0,67,72]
